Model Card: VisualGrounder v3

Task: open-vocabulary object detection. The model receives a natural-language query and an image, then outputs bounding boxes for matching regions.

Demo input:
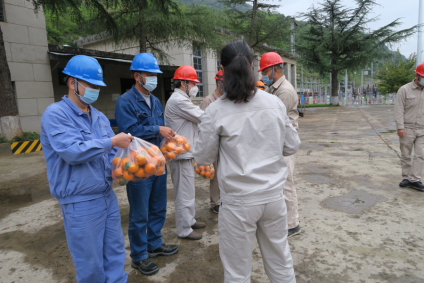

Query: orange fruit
[121,157,130,169]
[166,142,177,151]
[112,157,121,167]
[205,172,211,179]
[175,146,185,154]
[156,165,166,175]
[176,136,185,145]
[210,173,215,179]
[123,171,134,181]
[130,151,138,160]
[198,165,205,171]
[150,145,161,155]
[118,178,127,186]
[135,154,147,166]
[205,166,211,172]
[167,152,176,160]
[195,167,201,174]
[161,146,168,153]
[145,163,156,174]
[128,163,139,173]
[200,170,206,176]
[135,168,145,178]
[115,167,123,177]
[183,143,191,151]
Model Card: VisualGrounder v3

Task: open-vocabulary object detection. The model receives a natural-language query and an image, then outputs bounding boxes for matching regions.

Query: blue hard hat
[130,53,162,73]
[62,55,107,86]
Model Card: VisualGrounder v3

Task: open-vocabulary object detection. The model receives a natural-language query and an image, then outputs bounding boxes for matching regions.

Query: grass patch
[300,104,340,108]
[0,132,40,143]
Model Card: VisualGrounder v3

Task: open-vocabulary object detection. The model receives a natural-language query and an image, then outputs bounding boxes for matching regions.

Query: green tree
[220,0,291,52]
[375,52,416,95]
[296,0,416,104]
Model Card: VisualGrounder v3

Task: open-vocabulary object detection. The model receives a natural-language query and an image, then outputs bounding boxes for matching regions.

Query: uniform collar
[412,80,423,90]
[62,95,91,116]
[269,75,286,91]
[174,88,190,98]
[132,85,149,102]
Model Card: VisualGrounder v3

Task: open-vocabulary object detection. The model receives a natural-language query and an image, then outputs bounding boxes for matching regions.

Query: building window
[193,44,204,97]
[0,0,4,22]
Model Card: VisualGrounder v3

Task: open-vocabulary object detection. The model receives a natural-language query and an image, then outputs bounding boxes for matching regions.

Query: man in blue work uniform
[41,55,133,283]
[115,53,178,276]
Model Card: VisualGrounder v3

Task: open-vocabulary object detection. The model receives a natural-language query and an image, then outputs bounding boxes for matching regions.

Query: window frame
[192,44,204,97]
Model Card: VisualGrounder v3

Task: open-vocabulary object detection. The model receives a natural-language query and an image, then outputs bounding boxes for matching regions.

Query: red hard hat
[416,62,424,76]
[174,65,201,83]
[215,70,224,81]
[258,52,284,72]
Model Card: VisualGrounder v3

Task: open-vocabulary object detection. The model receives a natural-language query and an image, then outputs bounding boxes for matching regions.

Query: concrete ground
[0,105,423,283]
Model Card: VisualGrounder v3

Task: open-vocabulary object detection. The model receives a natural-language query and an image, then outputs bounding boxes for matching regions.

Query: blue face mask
[140,75,157,92]
[420,78,424,85]
[76,80,100,105]
[262,75,273,86]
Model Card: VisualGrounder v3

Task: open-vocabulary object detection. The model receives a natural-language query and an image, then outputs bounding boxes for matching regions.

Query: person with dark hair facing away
[259,52,302,238]
[199,70,225,213]
[165,65,206,240]
[194,40,300,283]
[115,53,179,276]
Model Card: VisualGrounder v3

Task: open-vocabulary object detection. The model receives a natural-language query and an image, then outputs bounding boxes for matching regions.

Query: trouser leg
[126,178,153,261]
[400,128,415,180]
[61,197,107,283]
[219,203,260,283]
[256,199,296,283]
[147,172,167,250]
[410,132,424,182]
[103,191,128,283]
[210,161,221,208]
[170,159,196,237]
[284,154,299,229]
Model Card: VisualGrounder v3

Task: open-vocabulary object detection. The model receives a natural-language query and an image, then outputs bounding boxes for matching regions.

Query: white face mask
[189,85,199,98]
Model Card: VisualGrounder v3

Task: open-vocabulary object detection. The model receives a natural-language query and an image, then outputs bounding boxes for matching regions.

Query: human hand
[112,133,134,148]
[159,126,175,139]
[398,129,406,138]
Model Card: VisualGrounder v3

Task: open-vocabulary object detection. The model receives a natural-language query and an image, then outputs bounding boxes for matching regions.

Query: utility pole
[345,69,348,100]
[371,62,374,87]
[418,0,423,66]
[291,18,297,55]
[361,69,364,94]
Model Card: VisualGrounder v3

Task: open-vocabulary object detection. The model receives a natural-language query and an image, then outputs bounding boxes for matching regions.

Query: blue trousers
[61,190,127,283]
[126,172,167,262]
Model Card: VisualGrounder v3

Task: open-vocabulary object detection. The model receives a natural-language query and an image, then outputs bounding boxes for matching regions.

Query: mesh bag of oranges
[111,137,166,186]
[160,134,192,161]
[193,162,215,179]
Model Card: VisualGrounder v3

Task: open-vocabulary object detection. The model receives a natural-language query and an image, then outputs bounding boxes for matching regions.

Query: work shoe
[408,181,424,192]
[211,205,220,214]
[148,244,179,258]
[191,221,206,229]
[288,225,302,238]
[182,231,202,240]
[399,179,411,187]
[131,259,159,275]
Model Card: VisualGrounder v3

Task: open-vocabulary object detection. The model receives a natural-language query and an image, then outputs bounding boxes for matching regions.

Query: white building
[1,0,54,133]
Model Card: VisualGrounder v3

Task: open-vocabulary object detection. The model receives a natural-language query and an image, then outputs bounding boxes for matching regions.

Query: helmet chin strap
[184,80,190,97]
[74,79,89,106]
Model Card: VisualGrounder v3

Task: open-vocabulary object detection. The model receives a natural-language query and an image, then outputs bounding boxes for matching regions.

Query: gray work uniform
[165,88,204,238]
[394,80,424,182]
[200,90,221,208]
[194,89,300,283]
[267,75,300,230]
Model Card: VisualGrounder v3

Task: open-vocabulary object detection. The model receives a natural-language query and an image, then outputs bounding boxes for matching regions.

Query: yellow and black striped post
[11,139,43,155]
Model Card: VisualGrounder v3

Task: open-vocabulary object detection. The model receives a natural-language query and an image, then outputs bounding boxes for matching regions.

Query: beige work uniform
[267,75,300,230]
[165,88,204,237]
[394,81,424,182]
[200,90,221,208]
[194,90,300,283]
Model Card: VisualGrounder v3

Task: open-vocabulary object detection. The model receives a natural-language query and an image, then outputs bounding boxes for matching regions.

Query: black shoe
[211,205,220,213]
[148,244,179,258]
[399,179,411,187]
[288,225,302,238]
[131,259,159,275]
[408,181,424,192]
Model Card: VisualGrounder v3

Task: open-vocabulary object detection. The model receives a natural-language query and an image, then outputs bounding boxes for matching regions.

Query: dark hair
[174,79,182,89]
[220,40,256,103]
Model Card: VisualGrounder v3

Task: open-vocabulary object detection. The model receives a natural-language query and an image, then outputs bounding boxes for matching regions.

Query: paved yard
[0,105,423,283]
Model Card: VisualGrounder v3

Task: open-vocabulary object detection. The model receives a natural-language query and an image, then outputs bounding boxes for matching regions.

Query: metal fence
[298,93,396,106]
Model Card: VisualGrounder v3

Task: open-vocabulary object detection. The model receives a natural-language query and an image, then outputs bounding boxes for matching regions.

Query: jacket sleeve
[193,110,219,165]
[105,118,118,164]
[115,97,160,139]
[41,108,113,166]
[278,101,301,156]
[199,97,210,111]
[176,98,204,124]
[275,87,299,130]
[394,87,406,129]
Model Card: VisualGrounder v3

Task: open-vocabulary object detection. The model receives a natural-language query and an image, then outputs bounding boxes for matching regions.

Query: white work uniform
[194,89,300,283]
[165,88,204,237]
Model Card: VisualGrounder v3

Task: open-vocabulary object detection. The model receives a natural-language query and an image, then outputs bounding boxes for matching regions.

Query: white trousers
[284,154,299,229]
[169,159,197,237]
[219,198,296,283]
